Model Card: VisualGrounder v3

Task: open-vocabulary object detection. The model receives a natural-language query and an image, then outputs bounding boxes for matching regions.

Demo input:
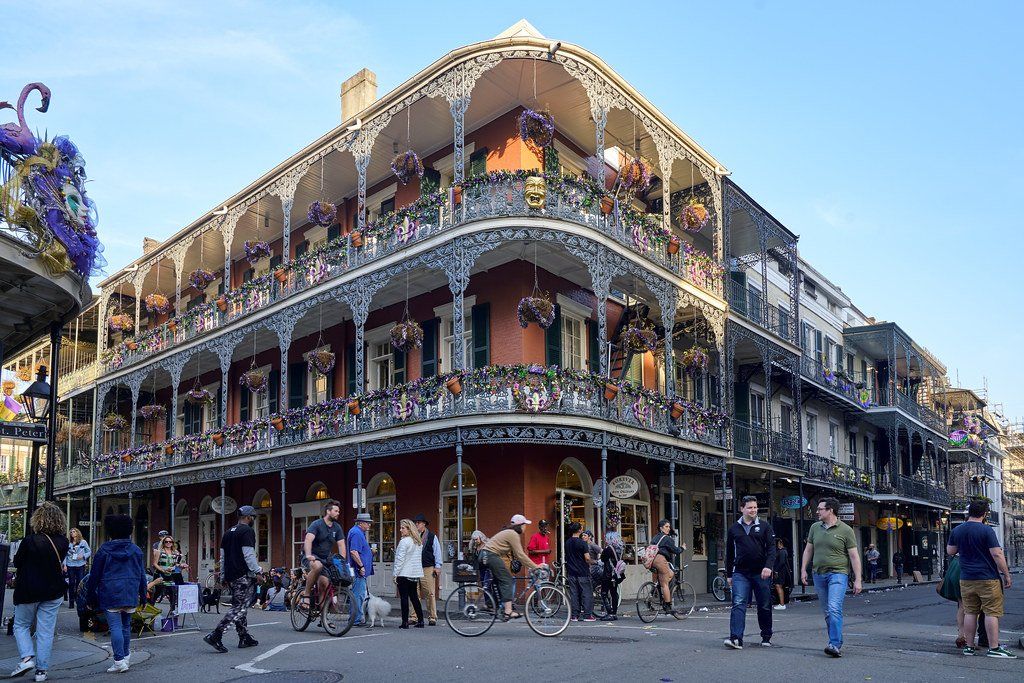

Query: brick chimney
[340,68,377,122]
[142,237,161,255]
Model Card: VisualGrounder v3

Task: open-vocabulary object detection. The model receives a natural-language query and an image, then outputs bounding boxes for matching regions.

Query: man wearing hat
[204,506,260,653]
[412,514,443,625]
[482,515,543,621]
[347,512,374,627]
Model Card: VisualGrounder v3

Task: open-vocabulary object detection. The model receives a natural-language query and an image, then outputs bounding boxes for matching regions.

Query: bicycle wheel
[671,581,696,619]
[592,585,608,618]
[711,575,727,602]
[290,590,313,631]
[445,584,497,637]
[525,584,571,637]
[636,581,660,623]
[322,586,356,637]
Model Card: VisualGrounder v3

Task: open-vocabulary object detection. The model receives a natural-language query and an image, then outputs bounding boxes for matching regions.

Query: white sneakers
[33,673,47,682]
[773,604,787,610]
[106,654,130,673]
[9,658,35,677]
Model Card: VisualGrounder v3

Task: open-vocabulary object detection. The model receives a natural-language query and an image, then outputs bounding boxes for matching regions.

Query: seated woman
[149,535,186,613]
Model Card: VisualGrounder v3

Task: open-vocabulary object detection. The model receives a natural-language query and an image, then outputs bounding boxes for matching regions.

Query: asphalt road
[2,583,1022,682]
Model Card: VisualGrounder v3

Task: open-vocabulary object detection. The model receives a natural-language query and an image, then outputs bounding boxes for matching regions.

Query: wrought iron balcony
[103,172,724,374]
[53,465,92,491]
[799,355,871,408]
[731,421,805,469]
[872,387,946,434]
[726,280,795,344]
[875,474,950,506]
[94,364,728,480]
[0,482,29,509]
[804,452,876,495]
[59,360,100,396]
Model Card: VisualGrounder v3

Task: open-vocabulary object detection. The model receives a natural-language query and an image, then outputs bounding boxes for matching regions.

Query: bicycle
[636,563,697,622]
[711,568,731,602]
[289,560,357,637]
[445,567,571,637]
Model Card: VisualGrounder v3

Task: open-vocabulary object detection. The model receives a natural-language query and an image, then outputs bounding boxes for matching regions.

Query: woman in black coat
[772,538,792,608]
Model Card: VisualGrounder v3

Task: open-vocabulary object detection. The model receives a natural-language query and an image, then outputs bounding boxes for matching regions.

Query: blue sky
[4,1,1022,423]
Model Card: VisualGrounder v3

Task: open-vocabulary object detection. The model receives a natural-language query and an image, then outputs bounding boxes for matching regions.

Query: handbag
[44,534,66,575]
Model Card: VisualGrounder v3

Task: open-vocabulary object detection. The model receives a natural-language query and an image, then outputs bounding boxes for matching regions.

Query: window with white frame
[780,403,793,435]
[253,490,273,567]
[307,345,331,404]
[805,412,818,452]
[203,383,219,431]
[828,422,839,459]
[365,325,401,391]
[366,184,398,225]
[557,295,590,371]
[749,391,766,427]
[435,298,475,374]
[251,364,271,419]
[306,225,328,251]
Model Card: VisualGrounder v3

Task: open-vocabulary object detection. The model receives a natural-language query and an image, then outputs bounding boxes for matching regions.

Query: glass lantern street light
[19,366,51,423]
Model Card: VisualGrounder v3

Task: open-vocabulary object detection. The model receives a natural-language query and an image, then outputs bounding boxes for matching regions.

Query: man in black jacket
[724,496,777,650]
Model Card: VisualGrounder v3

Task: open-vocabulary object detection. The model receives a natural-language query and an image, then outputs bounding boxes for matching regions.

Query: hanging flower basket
[622,323,657,353]
[186,387,213,405]
[240,368,268,393]
[108,313,133,333]
[55,430,68,446]
[680,347,709,377]
[307,349,336,377]
[390,319,424,352]
[144,293,171,315]
[682,198,710,232]
[138,404,166,421]
[243,240,271,265]
[307,201,337,228]
[188,268,217,290]
[517,295,555,329]
[619,156,651,195]
[103,413,128,432]
[391,150,424,185]
[518,108,555,148]
[70,423,92,440]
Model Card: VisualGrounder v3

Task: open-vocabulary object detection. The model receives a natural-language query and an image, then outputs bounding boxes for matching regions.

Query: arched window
[252,489,273,566]
[440,464,477,562]
[293,483,330,565]
[367,474,396,563]
[555,458,594,560]
[614,469,650,565]
[306,482,329,502]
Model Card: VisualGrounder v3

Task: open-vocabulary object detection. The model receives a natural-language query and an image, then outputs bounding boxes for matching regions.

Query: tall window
[441,465,477,563]
[251,365,271,419]
[778,305,790,340]
[848,433,858,469]
[369,341,393,391]
[828,422,839,459]
[561,313,587,370]
[253,490,272,566]
[367,475,396,563]
[308,347,331,404]
[780,403,793,435]
[805,413,818,453]
[749,392,766,427]
[440,315,472,373]
[615,470,650,565]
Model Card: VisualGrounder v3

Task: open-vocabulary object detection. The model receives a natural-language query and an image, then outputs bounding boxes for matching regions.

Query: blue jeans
[352,575,367,624]
[107,610,132,661]
[14,598,62,670]
[812,572,848,649]
[729,572,772,642]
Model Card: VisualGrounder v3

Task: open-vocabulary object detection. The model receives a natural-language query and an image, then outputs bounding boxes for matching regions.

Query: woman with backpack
[86,515,148,674]
[599,531,625,621]
[647,519,686,614]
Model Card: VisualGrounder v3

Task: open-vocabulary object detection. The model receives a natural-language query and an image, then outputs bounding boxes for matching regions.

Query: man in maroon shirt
[527,519,552,569]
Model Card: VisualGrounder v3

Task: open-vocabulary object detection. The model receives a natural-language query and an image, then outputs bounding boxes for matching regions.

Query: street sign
[609,475,639,499]
[839,503,855,521]
[352,487,366,509]
[210,496,236,515]
[593,479,606,507]
[0,422,46,442]
[713,489,733,501]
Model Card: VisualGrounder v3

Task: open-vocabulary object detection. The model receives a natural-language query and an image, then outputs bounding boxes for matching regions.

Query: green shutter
[544,146,560,177]
[421,318,439,378]
[545,304,562,367]
[587,319,600,373]
[288,362,306,409]
[294,240,308,259]
[346,344,357,396]
[421,168,441,197]
[729,271,746,315]
[469,147,488,178]
[328,224,341,242]
[393,347,406,385]
[269,254,282,270]
[239,385,250,423]
[471,303,490,369]
[268,369,280,414]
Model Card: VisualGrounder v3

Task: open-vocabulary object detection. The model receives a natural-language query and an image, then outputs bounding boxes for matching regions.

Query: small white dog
[365,592,392,628]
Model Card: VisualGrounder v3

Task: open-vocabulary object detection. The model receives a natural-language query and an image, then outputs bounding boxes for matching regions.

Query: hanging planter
[307,200,337,228]
[618,156,651,196]
[70,423,92,440]
[188,268,217,290]
[138,404,166,421]
[144,293,171,315]
[347,399,361,415]
[391,150,424,185]
[244,240,271,265]
[517,294,555,329]
[390,319,424,352]
[680,347,709,377]
[186,387,212,405]
[622,322,657,353]
[240,368,268,393]
[682,198,710,232]
[55,430,68,446]
[306,349,336,377]
[518,108,555,149]
[446,376,463,396]
[108,313,133,333]
[103,413,128,432]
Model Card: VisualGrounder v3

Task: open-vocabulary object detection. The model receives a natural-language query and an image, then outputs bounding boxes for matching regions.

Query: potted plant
[70,423,92,440]
[604,383,619,401]
[670,401,685,419]
[446,375,463,396]
[347,399,361,415]
[391,150,424,185]
[517,293,555,329]
[390,319,424,352]
[121,453,133,464]
[211,432,224,446]
[186,387,213,404]
[617,155,651,197]
[125,339,138,351]
[680,347,709,377]
[350,231,364,248]
[451,184,463,205]
[243,240,271,265]
[668,235,681,255]
[271,415,286,431]
[108,313,133,334]
[307,200,337,228]
[164,443,175,456]
[622,321,657,353]
[167,319,177,333]
[273,266,289,284]
[216,295,228,312]
[600,195,615,215]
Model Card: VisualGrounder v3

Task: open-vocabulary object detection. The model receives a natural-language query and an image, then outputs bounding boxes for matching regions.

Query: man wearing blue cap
[204,506,261,653]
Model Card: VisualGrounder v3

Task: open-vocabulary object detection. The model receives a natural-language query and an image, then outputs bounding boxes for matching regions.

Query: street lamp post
[21,364,52,515]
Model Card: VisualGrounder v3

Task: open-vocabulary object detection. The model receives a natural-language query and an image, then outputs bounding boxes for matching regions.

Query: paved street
[1,583,1021,682]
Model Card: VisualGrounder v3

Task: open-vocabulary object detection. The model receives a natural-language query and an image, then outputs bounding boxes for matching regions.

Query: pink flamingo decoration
[0,83,51,155]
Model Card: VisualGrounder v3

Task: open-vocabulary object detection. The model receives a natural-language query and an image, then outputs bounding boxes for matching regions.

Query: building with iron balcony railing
[81,22,739,593]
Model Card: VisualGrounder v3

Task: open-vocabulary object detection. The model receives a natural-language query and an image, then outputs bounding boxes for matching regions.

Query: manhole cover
[558,635,637,644]
[232,672,342,683]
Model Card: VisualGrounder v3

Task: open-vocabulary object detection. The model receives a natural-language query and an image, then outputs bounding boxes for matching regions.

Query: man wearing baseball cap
[204,506,260,653]
[482,515,544,621]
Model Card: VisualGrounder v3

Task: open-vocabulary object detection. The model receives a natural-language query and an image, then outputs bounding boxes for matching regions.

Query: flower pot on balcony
[667,236,681,255]
[126,341,138,351]
[274,267,289,284]
[167,320,177,333]
[670,402,684,419]
[212,432,224,446]
[600,196,614,215]
[446,376,463,396]
[350,231,364,248]
[216,296,228,312]
[121,454,133,464]
[164,444,174,456]
[271,416,285,431]
[347,400,361,416]
[604,383,619,401]
[452,184,463,206]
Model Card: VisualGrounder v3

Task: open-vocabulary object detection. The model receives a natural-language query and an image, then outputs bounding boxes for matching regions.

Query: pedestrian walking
[526,519,552,569]
[936,554,989,650]
[564,522,595,621]
[348,512,374,627]
[412,513,442,625]
[8,502,70,682]
[85,514,147,674]
[203,506,261,653]
[393,519,425,629]
[946,499,1016,658]
[724,496,777,650]
[800,497,862,658]
[892,549,904,584]
[64,527,91,606]
[772,538,792,610]
[864,544,880,584]
[599,531,625,621]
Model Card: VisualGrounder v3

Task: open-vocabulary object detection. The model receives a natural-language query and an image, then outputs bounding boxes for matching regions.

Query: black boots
[238,634,259,649]
[204,632,228,653]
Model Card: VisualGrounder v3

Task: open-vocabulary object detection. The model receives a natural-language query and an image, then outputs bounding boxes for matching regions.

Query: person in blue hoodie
[86,515,147,674]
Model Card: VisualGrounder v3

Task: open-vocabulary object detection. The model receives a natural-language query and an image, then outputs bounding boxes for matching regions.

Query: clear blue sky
[4,2,1021,423]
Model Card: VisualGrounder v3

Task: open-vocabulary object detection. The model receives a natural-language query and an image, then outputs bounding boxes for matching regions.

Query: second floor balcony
[731,420,804,470]
[804,452,876,496]
[799,355,872,410]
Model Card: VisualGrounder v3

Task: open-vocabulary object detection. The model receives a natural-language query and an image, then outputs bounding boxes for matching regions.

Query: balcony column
[92,382,106,467]
[218,343,234,426]
[762,349,772,459]
[583,248,612,377]
[97,293,109,357]
[128,372,143,449]
[172,243,187,318]
[660,165,671,235]
[658,288,677,398]
[270,167,304,265]
[352,297,369,393]
[280,196,294,264]
[593,106,608,187]
[221,206,245,292]
[273,311,302,412]
[168,355,187,439]
[450,96,468,186]
[355,154,369,232]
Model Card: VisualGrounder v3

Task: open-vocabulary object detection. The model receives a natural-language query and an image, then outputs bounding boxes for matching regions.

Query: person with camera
[203,506,262,653]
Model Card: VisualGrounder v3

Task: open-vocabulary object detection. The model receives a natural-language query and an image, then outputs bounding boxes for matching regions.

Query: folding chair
[131,604,162,637]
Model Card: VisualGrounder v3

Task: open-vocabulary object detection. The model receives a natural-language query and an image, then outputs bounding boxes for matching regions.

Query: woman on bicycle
[481,514,543,621]
[651,519,685,614]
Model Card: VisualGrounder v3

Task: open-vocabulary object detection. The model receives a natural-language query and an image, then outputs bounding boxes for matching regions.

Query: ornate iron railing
[875,474,950,506]
[732,421,805,469]
[59,360,100,396]
[799,355,870,407]
[804,452,875,494]
[727,280,795,344]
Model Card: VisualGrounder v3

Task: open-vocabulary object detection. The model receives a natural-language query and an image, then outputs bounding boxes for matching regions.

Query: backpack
[639,536,667,570]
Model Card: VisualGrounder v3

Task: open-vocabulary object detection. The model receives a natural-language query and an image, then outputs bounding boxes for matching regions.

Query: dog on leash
[365,592,391,628]
[201,587,222,614]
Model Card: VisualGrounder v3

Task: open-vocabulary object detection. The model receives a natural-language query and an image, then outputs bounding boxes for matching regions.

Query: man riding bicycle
[299,499,348,606]
[480,514,547,620]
